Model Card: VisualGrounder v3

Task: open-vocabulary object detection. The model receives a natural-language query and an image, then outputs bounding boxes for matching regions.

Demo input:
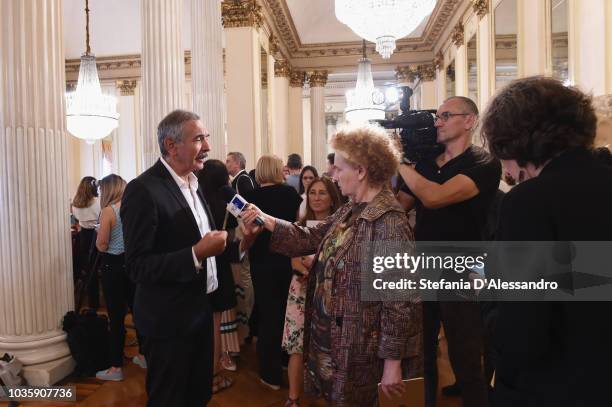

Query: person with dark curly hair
[481,76,612,406]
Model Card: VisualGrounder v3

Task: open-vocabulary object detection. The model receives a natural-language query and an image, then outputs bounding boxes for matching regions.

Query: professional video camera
[375,86,444,163]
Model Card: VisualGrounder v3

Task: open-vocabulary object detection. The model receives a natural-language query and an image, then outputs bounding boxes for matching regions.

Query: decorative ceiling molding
[253,0,462,61]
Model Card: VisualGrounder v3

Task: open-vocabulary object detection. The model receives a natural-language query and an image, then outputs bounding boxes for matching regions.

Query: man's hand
[380,359,405,399]
[193,230,227,260]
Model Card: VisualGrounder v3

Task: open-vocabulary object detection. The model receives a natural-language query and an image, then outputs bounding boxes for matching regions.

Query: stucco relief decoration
[309,70,329,87]
[395,66,417,83]
[289,70,306,87]
[116,80,137,96]
[471,0,488,18]
[452,22,465,46]
[222,0,263,28]
[434,51,444,70]
[274,59,291,77]
[417,64,436,81]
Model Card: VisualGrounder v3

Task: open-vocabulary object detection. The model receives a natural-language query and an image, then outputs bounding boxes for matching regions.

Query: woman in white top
[297,166,318,219]
[71,176,101,309]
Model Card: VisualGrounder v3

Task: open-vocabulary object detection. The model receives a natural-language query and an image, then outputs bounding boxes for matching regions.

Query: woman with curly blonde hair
[241,125,422,406]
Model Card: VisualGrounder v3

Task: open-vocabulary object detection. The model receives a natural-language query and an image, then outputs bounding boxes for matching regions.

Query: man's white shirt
[161,157,218,293]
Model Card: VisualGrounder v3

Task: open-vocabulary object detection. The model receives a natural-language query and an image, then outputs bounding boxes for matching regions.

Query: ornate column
[415,64,438,109]
[452,22,468,96]
[0,0,75,385]
[434,52,447,104]
[395,66,418,108]
[569,0,612,95]
[473,0,493,111]
[288,70,306,157]
[116,80,140,181]
[309,70,328,171]
[223,0,264,168]
[141,0,185,170]
[325,114,339,145]
[273,59,291,159]
[191,0,226,160]
[517,0,547,76]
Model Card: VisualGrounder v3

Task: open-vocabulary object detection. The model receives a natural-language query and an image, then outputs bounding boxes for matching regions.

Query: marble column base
[22,355,75,386]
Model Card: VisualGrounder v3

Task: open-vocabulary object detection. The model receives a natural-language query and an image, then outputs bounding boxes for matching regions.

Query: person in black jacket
[121,110,227,407]
[481,77,612,406]
[226,151,256,195]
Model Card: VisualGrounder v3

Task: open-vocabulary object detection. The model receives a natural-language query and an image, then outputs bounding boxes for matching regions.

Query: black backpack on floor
[62,310,110,377]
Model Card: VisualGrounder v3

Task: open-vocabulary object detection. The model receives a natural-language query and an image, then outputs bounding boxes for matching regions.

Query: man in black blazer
[226,151,256,195]
[481,77,612,406]
[121,110,227,406]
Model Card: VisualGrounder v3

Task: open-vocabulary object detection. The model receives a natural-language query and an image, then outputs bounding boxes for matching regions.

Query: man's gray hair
[444,96,479,116]
[227,151,246,170]
[157,109,200,157]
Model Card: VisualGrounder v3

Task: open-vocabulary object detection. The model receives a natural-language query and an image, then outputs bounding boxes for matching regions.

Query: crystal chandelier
[335,0,437,59]
[66,0,119,144]
[345,41,385,124]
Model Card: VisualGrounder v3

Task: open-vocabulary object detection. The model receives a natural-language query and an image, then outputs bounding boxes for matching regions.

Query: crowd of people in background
[67,76,612,407]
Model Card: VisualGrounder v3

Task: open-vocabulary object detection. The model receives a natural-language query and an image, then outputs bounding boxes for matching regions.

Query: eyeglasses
[434,112,471,122]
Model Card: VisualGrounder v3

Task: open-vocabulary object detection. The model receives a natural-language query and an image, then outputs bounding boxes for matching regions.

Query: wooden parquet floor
[2,318,461,407]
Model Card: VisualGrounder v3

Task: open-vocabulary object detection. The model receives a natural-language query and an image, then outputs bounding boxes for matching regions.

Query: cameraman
[398,96,501,407]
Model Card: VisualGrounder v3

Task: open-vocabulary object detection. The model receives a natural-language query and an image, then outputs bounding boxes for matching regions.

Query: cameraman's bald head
[445,96,479,116]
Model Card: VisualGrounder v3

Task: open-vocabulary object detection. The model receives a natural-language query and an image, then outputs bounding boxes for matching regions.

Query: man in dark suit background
[121,109,227,406]
[226,151,256,195]
[481,77,612,406]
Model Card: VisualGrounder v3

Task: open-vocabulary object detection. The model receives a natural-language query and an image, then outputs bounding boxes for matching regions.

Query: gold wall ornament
[274,59,291,77]
[222,0,263,29]
[434,51,444,71]
[452,22,465,46]
[417,64,437,81]
[309,70,328,87]
[471,0,489,18]
[116,80,137,96]
[289,70,306,87]
[395,66,417,83]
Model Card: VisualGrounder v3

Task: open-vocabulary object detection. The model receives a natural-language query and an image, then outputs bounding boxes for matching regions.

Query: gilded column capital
[274,59,291,78]
[269,34,280,57]
[289,70,306,87]
[471,0,489,18]
[309,70,328,87]
[116,79,137,96]
[395,66,417,83]
[452,22,465,46]
[222,0,263,29]
[434,51,444,71]
[416,64,436,82]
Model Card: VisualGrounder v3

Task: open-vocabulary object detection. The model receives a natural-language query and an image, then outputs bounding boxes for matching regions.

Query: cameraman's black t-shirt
[402,145,501,241]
